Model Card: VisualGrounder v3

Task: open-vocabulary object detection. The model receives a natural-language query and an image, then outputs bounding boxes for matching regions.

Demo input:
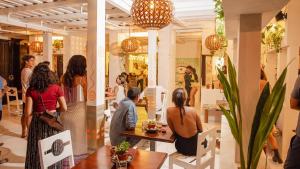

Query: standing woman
[21,55,35,138]
[189,67,199,107]
[61,55,88,164]
[25,64,67,169]
[114,75,126,104]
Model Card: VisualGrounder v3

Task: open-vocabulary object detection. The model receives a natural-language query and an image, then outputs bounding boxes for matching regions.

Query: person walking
[21,55,35,138]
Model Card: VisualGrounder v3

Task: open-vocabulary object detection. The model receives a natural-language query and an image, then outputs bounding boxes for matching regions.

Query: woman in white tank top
[114,75,126,104]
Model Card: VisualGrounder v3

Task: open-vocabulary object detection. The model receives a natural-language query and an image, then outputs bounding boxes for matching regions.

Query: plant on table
[115,141,130,160]
[217,58,287,169]
[147,119,157,129]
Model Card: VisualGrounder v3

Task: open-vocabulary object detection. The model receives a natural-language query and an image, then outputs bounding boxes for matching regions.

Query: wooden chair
[169,127,217,169]
[6,87,23,115]
[38,130,74,169]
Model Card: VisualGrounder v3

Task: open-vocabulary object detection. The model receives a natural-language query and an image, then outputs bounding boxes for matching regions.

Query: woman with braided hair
[167,88,203,155]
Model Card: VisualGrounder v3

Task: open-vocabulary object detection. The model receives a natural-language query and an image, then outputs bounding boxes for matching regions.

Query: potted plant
[217,57,287,169]
[115,141,130,161]
[147,119,156,129]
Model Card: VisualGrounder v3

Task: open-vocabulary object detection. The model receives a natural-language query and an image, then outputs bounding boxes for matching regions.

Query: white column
[109,30,122,87]
[43,32,53,69]
[158,25,176,105]
[280,0,300,159]
[63,35,71,72]
[148,30,157,88]
[86,0,106,149]
[237,13,262,164]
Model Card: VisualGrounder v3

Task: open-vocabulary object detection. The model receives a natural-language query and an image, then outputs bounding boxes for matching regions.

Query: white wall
[176,39,201,58]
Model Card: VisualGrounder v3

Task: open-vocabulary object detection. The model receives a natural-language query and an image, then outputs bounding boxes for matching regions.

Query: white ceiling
[0,0,216,36]
[223,0,289,39]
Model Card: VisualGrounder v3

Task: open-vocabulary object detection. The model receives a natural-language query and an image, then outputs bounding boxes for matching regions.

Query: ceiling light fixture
[131,0,174,30]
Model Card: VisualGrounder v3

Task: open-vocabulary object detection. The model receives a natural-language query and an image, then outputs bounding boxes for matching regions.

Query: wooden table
[72,145,167,169]
[203,101,228,123]
[121,126,175,151]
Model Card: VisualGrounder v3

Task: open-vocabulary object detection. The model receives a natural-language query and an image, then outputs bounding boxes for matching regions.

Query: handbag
[37,93,64,131]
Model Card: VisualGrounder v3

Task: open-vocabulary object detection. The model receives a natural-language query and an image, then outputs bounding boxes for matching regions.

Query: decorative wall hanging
[30,41,43,53]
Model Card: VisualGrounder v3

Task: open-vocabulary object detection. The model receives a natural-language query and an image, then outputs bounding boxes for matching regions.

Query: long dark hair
[63,55,87,88]
[121,72,129,83]
[172,88,186,125]
[186,65,199,82]
[29,64,58,92]
[116,75,126,85]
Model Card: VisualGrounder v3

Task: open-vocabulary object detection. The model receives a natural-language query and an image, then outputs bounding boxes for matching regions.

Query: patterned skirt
[25,113,63,169]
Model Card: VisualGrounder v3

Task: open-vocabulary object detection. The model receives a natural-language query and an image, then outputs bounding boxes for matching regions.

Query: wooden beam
[22,13,87,22]
[0,0,87,15]
[0,15,68,35]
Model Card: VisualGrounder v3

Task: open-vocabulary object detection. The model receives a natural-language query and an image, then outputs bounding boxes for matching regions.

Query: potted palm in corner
[217,58,287,169]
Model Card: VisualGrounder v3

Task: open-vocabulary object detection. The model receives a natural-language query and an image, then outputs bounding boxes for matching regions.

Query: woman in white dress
[113,75,126,108]
[61,55,88,165]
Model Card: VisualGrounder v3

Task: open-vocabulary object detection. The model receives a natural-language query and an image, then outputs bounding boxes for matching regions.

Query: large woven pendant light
[121,26,140,53]
[205,35,221,54]
[131,0,174,30]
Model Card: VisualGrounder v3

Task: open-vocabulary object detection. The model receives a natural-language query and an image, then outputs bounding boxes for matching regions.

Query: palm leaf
[217,55,287,169]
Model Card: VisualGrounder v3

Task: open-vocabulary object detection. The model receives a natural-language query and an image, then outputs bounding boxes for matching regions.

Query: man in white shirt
[20,55,35,138]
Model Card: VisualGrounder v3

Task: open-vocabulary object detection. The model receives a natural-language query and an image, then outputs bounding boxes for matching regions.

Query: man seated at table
[110,87,141,146]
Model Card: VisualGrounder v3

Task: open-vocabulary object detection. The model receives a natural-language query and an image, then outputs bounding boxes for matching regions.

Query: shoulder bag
[37,93,64,131]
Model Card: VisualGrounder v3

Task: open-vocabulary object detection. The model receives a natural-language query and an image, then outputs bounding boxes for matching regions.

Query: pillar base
[87,104,105,150]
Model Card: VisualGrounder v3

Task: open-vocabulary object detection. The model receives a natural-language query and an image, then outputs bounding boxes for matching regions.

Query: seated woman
[167,88,203,156]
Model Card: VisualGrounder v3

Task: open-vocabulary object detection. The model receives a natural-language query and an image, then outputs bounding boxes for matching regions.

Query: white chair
[6,87,23,115]
[38,130,74,169]
[169,127,217,169]
[157,91,168,124]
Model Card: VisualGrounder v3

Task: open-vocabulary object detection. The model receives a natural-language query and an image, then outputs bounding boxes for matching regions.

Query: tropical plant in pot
[115,141,130,161]
[217,57,287,169]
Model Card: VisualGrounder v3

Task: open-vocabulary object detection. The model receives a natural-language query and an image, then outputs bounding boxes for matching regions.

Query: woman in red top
[24,63,67,169]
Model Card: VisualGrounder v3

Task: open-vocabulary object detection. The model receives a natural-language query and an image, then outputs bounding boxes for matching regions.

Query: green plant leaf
[247,83,270,168]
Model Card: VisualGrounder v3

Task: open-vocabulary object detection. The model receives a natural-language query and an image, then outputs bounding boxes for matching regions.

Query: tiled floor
[0,105,283,169]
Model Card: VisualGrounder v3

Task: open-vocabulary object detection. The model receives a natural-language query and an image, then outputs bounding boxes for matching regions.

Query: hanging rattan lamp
[205,34,222,54]
[131,0,174,30]
[121,37,140,53]
[121,25,140,53]
[30,41,43,53]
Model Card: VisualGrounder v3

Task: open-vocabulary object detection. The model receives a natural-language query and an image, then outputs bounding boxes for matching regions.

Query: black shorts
[284,135,300,168]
